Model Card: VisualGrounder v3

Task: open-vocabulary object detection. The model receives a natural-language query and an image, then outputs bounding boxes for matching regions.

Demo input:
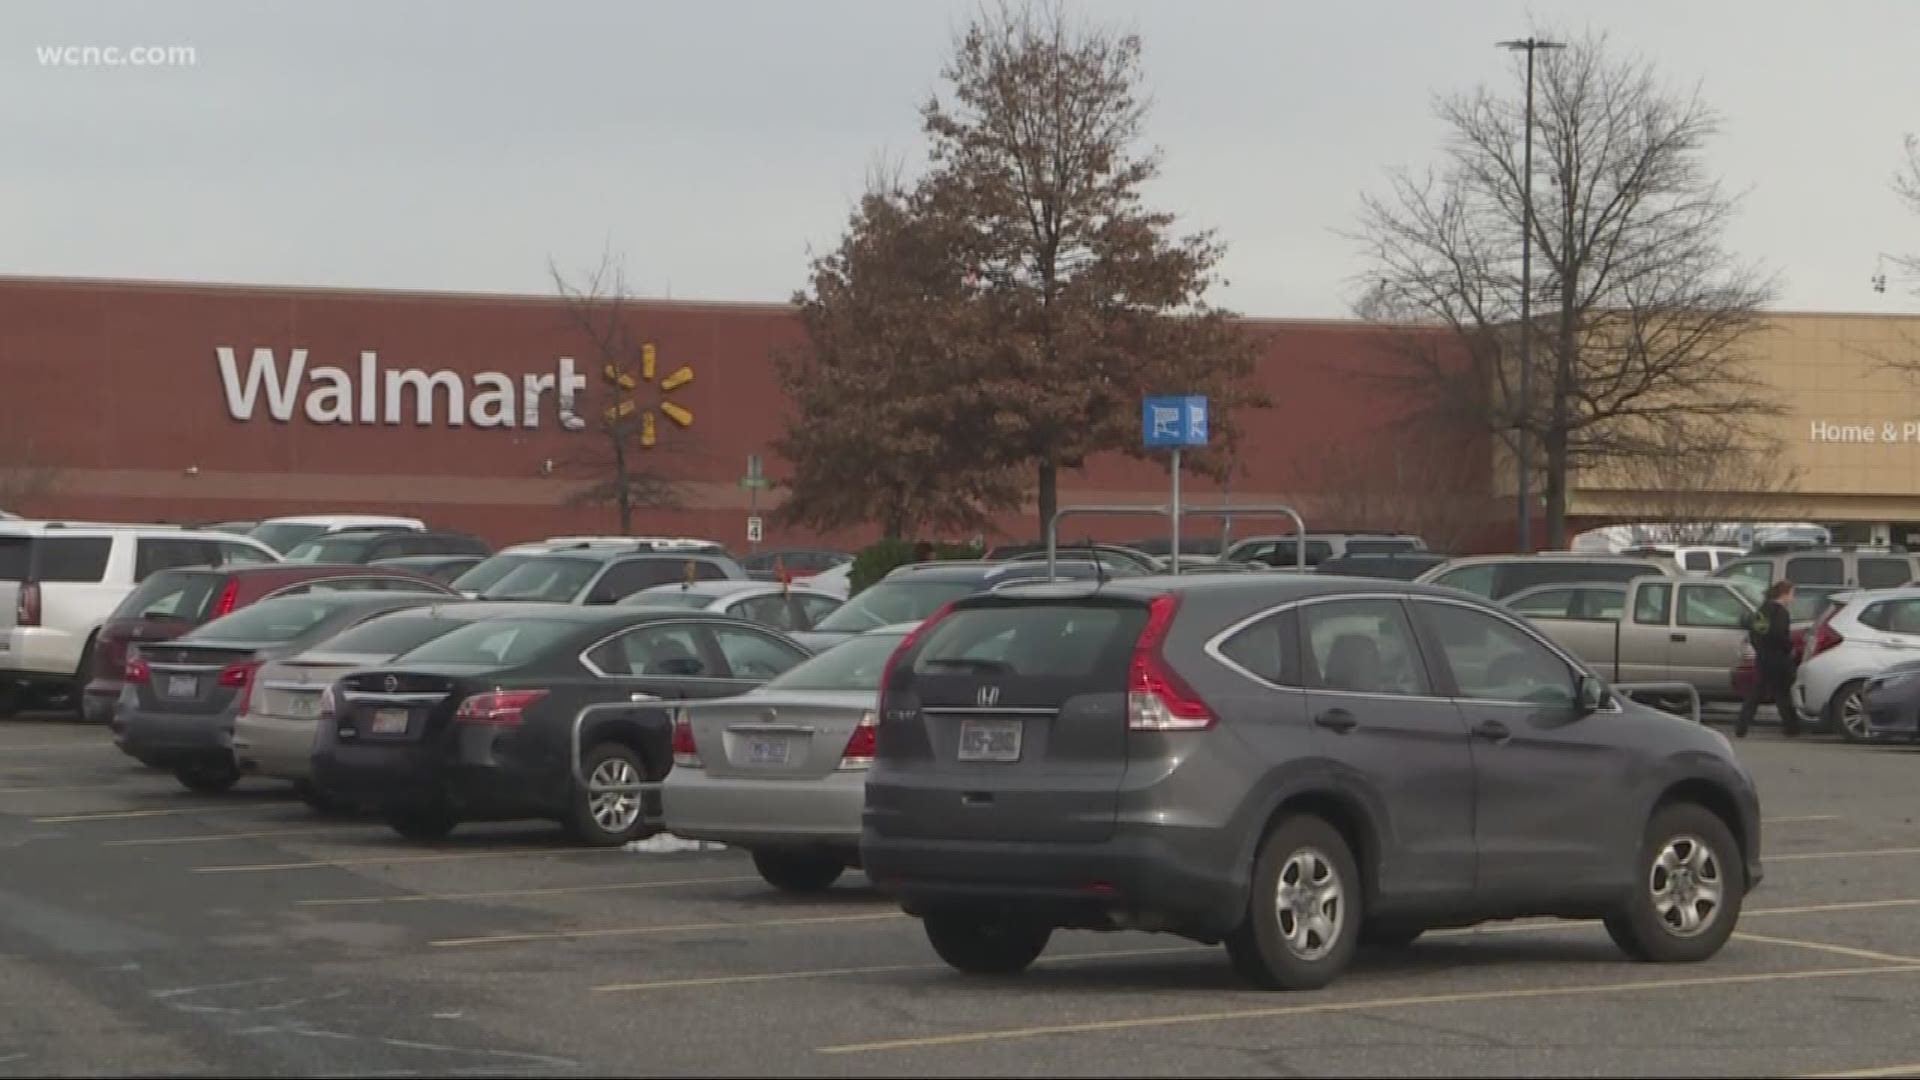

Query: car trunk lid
[133,640,266,716]
[868,594,1150,844]
[333,663,493,744]
[689,689,875,781]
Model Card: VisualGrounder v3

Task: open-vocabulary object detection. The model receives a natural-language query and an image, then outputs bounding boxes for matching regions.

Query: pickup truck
[1510,575,1757,701]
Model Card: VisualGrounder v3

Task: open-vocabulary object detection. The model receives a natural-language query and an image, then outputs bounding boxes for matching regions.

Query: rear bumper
[113,707,233,767]
[664,769,864,848]
[310,740,560,819]
[860,824,1245,936]
[0,628,79,682]
[232,714,320,780]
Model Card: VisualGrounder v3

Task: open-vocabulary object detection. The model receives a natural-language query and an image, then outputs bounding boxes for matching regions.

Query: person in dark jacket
[1736,579,1802,739]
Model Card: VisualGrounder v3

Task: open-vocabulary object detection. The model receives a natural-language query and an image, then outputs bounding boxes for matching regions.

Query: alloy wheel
[1272,846,1344,961]
[587,756,642,833]
[1649,834,1724,938]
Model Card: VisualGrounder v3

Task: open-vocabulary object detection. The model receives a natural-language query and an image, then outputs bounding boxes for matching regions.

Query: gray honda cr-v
[861,574,1763,990]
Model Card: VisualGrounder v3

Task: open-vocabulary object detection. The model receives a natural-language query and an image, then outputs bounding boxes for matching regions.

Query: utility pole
[1498,35,1564,553]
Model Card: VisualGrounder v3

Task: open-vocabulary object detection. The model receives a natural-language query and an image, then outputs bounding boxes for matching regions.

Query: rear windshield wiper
[918,658,1015,675]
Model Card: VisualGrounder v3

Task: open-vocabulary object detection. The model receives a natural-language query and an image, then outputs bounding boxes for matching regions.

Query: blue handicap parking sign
[1143,396,1209,448]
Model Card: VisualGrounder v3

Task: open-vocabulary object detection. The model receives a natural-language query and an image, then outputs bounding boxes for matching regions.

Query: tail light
[220,659,265,714]
[876,601,959,712]
[16,582,40,627]
[209,578,241,619]
[672,707,701,768]
[454,688,548,726]
[318,685,337,722]
[1127,594,1215,731]
[1811,618,1844,658]
[838,710,878,770]
[124,656,152,685]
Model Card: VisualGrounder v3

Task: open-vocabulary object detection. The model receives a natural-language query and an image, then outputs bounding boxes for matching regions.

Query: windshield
[248,523,330,553]
[450,552,541,593]
[477,556,602,601]
[622,590,713,609]
[392,617,578,666]
[813,579,979,632]
[306,610,471,656]
[111,570,226,622]
[284,535,374,564]
[764,632,905,692]
[184,596,347,644]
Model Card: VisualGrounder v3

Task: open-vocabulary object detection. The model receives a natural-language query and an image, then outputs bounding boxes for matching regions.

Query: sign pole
[1170,447,1183,577]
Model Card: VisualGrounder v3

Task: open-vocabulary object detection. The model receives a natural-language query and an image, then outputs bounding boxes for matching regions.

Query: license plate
[369,708,410,735]
[744,736,790,766]
[957,719,1022,762]
[164,674,198,699]
[284,692,322,719]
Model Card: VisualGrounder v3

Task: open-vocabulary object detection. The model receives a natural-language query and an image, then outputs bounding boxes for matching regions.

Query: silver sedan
[662,623,913,892]
[621,579,845,633]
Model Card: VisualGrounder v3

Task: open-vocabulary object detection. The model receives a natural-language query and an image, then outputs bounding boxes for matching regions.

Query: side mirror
[1578,675,1612,715]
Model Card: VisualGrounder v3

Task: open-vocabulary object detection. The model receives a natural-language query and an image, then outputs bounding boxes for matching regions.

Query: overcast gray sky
[5,0,1916,318]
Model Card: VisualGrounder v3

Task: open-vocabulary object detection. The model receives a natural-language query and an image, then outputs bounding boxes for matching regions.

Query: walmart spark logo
[604,343,693,448]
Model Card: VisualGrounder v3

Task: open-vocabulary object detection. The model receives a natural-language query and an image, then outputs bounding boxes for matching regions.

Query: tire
[564,742,651,847]
[1828,680,1869,743]
[1358,921,1425,949]
[295,781,350,816]
[70,637,96,721]
[1224,814,1362,991]
[387,806,457,842]
[1603,802,1745,964]
[923,910,1052,975]
[751,849,846,893]
[175,759,240,794]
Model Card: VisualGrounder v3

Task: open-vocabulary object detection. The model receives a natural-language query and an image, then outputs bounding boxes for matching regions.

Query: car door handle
[1313,709,1358,733]
[1670,633,1687,643]
[1471,719,1511,742]
[630,692,660,702]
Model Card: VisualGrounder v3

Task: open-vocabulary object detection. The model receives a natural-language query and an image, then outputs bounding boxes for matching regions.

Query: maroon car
[82,564,456,723]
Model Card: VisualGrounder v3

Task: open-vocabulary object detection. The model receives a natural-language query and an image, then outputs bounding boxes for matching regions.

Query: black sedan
[310,607,816,845]
[1863,659,1920,742]
[113,591,452,793]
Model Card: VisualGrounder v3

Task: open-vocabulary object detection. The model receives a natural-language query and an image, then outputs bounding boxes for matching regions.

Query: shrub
[847,538,984,595]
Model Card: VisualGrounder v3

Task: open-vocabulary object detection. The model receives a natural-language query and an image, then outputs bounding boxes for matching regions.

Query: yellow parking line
[1748,897,1920,918]
[594,944,1210,993]
[1797,1063,1920,1079]
[1773,847,1920,862]
[35,806,217,823]
[815,963,1920,1055]
[1733,931,1920,966]
[0,784,127,794]
[0,743,112,753]
[430,910,905,949]
[1764,814,1842,824]
[194,848,619,874]
[297,874,763,907]
[106,825,376,847]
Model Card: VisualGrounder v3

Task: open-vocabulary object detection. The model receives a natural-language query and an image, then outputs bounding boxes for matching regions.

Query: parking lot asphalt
[2,709,1918,1078]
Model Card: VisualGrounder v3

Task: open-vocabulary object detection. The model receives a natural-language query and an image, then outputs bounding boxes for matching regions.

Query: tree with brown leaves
[1354,32,1777,550]
[774,178,1025,539]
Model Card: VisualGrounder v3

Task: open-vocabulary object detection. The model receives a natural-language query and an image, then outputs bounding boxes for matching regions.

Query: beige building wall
[1570,311,1920,524]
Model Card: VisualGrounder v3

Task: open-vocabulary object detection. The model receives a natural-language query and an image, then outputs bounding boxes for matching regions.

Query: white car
[622,579,845,632]
[0,521,281,717]
[805,561,853,598]
[247,514,427,554]
[1792,587,1920,741]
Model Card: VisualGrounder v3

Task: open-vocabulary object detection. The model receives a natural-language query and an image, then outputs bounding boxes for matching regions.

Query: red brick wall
[0,277,1497,552]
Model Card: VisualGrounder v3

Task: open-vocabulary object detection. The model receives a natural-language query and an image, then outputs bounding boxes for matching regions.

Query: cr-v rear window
[111,570,227,621]
[910,604,1146,680]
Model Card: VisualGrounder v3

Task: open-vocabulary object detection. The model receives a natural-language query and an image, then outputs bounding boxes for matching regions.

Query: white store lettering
[216,347,589,430]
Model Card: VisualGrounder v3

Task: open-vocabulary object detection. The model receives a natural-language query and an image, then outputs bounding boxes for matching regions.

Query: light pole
[1498,35,1563,553]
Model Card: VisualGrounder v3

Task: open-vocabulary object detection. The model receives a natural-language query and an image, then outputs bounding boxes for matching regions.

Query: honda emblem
[383,675,399,693]
[976,686,1001,708]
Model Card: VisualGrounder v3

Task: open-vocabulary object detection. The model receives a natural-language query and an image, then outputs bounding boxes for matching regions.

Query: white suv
[247,514,427,554]
[1792,587,1920,742]
[0,522,281,717]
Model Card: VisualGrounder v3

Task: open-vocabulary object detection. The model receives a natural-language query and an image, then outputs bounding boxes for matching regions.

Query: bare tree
[1594,425,1801,544]
[550,253,687,535]
[1897,133,1920,283]
[1287,440,1498,555]
[0,432,59,514]
[1353,32,1778,549]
